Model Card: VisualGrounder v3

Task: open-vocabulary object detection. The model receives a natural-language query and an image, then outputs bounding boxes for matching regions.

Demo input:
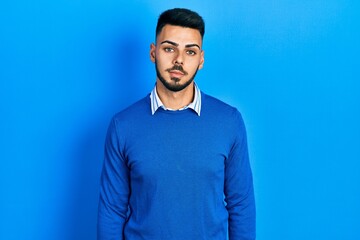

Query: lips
[169,70,185,78]
[166,65,188,79]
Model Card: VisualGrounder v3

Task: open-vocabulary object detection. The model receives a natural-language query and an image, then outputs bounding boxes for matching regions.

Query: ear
[150,43,156,63]
[198,50,205,70]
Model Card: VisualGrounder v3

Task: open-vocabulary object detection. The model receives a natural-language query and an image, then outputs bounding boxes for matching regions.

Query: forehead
[157,24,202,46]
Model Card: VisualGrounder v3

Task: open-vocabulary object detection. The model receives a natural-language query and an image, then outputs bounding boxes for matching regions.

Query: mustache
[166,65,188,75]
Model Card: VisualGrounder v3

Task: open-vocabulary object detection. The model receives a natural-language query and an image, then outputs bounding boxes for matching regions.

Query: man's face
[150,24,204,92]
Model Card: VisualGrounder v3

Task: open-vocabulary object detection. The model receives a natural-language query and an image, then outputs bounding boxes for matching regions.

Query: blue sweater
[98,93,256,240]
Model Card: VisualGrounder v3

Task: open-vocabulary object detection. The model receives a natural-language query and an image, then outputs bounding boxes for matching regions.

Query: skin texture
[150,25,204,110]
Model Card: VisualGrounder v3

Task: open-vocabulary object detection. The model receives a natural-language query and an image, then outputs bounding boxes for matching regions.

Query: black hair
[156,8,205,39]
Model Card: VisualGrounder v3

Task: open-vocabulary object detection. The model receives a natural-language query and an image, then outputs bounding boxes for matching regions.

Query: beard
[155,60,199,92]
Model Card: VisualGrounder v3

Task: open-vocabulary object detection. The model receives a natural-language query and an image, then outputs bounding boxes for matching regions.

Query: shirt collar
[150,83,202,116]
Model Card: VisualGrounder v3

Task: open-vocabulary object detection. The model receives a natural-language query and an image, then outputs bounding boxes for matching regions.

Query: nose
[173,51,184,65]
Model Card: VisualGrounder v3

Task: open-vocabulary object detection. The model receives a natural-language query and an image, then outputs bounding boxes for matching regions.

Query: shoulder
[201,92,243,122]
[201,92,247,144]
[106,95,151,142]
[112,95,151,121]
[108,95,151,133]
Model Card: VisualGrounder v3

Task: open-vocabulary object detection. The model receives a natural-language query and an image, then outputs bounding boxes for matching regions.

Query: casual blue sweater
[98,92,256,240]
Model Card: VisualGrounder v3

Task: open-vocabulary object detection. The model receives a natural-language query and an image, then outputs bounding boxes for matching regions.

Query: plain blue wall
[1,1,359,239]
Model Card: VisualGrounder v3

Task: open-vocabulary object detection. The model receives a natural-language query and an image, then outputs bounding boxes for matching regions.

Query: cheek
[156,54,173,66]
[188,57,202,70]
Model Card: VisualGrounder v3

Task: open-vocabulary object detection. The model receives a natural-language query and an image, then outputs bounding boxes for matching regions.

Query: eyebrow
[160,40,201,50]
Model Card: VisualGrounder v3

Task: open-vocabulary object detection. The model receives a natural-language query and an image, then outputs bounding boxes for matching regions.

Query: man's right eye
[164,47,174,52]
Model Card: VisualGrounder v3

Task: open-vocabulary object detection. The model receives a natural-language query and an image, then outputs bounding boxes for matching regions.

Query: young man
[98,8,256,240]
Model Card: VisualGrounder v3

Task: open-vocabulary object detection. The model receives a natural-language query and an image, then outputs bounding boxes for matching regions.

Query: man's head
[150,8,205,92]
[155,8,205,40]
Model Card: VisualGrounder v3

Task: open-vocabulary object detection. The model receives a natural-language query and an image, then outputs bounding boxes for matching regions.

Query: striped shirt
[149,83,202,116]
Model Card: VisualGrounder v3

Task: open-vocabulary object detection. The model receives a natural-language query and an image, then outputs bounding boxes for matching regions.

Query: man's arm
[97,117,130,240]
[224,110,256,240]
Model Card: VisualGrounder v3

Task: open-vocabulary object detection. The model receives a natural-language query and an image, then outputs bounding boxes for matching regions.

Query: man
[98,8,256,240]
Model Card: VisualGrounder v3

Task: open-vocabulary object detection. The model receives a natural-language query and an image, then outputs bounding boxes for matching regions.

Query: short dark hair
[156,8,205,39]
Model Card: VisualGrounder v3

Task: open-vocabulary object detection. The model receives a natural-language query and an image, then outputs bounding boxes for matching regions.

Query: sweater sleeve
[97,117,130,240]
[224,110,256,240]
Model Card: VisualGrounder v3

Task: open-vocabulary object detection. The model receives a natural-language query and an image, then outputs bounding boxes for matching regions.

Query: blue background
[1,0,359,239]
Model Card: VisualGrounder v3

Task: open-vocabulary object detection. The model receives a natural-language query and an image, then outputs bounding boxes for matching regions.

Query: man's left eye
[187,50,196,55]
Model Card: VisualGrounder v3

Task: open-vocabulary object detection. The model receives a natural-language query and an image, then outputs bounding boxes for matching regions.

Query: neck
[156,80,195,110]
